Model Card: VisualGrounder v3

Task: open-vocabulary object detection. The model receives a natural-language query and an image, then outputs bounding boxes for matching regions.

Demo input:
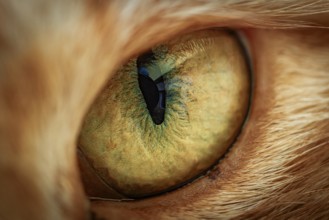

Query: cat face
[0,1,328,219]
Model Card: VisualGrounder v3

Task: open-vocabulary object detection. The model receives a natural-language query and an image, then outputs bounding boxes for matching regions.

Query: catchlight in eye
[78,29,251,198]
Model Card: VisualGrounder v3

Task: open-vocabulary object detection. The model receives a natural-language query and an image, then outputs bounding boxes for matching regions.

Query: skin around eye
[78,29,250,198]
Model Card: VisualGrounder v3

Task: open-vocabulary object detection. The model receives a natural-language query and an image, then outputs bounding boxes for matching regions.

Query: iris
[78,29,250,198]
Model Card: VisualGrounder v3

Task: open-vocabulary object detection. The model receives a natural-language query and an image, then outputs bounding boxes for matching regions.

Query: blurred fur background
[0,1,329,219]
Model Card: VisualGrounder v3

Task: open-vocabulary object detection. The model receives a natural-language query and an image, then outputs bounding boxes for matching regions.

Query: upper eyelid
[109,1,329,28]
[103,2,328,62]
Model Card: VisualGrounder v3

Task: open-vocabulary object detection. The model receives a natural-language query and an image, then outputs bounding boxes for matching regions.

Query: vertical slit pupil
[137,52,166,125]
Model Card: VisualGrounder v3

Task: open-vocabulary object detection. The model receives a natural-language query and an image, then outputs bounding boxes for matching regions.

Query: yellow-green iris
[79,29,250,198]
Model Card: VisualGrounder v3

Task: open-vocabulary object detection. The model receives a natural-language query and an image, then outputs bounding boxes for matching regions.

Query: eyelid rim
[235,29,254,126]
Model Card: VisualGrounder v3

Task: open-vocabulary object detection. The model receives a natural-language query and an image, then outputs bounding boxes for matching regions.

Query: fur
[0,0,329,219]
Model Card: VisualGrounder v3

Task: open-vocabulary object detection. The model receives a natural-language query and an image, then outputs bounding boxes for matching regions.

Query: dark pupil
[137,52,166,125]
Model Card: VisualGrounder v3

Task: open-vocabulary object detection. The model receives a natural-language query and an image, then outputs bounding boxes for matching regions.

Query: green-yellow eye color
[79,29,250,198]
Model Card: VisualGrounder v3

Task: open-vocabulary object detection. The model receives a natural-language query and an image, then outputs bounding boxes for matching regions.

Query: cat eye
[78,29,251,199]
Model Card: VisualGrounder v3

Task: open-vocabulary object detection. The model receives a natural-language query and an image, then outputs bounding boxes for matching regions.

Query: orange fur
[0,1,328,220]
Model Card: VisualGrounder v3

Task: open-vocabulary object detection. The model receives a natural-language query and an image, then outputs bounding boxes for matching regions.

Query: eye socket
[78,29,251,199]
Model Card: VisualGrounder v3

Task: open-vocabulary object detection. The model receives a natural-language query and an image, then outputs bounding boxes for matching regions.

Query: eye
[78,29,251,199]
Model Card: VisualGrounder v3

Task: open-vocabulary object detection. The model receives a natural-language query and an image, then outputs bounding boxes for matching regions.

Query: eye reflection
[78,29,251,198]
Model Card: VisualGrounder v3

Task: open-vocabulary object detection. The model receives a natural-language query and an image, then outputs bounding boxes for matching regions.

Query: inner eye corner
[77,27,253,201]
